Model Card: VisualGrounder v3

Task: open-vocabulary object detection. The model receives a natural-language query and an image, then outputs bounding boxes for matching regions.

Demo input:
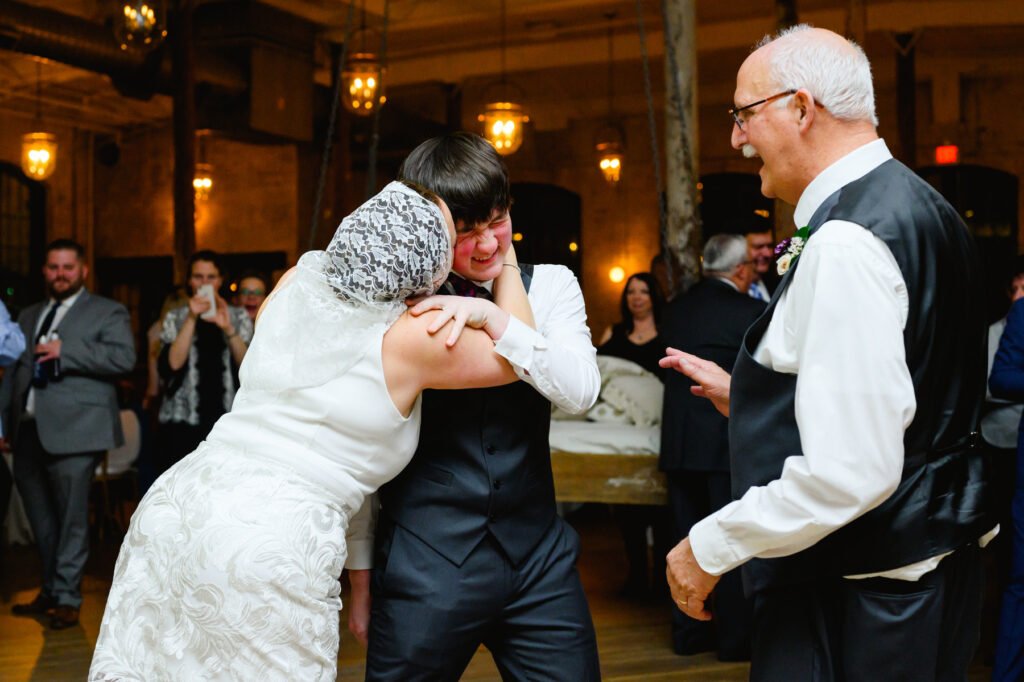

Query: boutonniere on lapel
[774,225,810,276]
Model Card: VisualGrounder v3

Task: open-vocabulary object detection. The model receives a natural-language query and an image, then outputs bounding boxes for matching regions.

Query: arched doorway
[0,162,47,317]
[509,182,582,281]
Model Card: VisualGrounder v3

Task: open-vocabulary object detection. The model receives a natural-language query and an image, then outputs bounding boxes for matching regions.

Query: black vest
[377,264,558,566]
[729,159,994,595]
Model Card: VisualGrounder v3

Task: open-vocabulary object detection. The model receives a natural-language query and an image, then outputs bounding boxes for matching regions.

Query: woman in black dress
[598,272,671,597]
[598,272,665,376]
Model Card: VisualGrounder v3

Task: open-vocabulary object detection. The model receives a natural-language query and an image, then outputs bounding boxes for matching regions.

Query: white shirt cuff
[688,512,742,577]
[344,539,374,570]
[493,314,547,373]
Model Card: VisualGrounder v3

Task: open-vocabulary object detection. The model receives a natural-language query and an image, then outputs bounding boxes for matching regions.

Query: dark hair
[235,269,269,290]
[1009,255,1024,285]
[188,250,224,278]
[46,238,85,259]
[617,272,665,333]
[398,132,510,227]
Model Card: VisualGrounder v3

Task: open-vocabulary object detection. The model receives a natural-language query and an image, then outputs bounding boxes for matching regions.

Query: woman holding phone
[156,250,252,474]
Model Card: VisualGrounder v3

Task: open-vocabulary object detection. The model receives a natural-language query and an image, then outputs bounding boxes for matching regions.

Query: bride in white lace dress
[89,181,531,681]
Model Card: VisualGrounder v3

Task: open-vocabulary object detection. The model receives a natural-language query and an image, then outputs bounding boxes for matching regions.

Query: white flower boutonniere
[774,226,810,276]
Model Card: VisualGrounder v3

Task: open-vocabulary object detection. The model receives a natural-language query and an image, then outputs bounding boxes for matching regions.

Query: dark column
[171,0,196,283]
[894,32,918,167]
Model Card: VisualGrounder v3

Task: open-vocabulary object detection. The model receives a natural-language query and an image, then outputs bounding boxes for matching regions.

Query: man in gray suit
[0,239,135,629]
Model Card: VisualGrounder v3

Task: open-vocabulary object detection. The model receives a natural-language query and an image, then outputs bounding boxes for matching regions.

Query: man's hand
[407,295,509,345]
[347,569,372,648]
[660,348,732,417]
[666,537,719,622]
[34,339,62,362]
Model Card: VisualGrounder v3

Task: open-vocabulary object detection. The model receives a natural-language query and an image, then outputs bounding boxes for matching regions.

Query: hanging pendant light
[595,13,624,184]
[342,0,386,116]
[113,1,167,51]
[21,62,57,181]
[478,0,528,156]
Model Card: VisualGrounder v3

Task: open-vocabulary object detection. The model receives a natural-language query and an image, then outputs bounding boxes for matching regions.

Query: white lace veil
[240,181,452,391]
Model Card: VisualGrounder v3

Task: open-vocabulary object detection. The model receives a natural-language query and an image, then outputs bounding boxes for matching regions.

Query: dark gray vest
[729,159,994,595]
[377,264,558,566]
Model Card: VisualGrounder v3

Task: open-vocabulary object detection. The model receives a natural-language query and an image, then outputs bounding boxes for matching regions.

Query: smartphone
[197,284,217,320]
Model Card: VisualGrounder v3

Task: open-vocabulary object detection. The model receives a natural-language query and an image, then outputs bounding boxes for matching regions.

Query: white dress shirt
[486,263,601,414]
[347,264,601,569]
[689,139,976,581]
[25,287,85,417]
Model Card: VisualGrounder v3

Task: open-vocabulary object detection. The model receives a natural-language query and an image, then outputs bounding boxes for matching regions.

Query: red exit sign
[935,145,959,164]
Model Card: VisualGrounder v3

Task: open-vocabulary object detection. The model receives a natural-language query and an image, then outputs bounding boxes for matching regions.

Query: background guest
[157,250,252,475]
[659,234,763,658]
[598,271,671,597]
[744,228,777,302]
[988,263,1024,682]
[0,239,135,630]
[0,298,26,537]
[233,270,269,324]
[598,272,666,376]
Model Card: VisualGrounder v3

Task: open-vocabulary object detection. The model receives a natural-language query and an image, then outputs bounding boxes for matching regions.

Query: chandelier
[341,0,387,116]
[478,0,528,156]
[20,63,56,181]
[113,1,167,51]
[595,14,624,184]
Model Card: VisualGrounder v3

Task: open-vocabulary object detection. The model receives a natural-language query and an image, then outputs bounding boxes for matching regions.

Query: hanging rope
[308,0,356,251]
[636,0,672,292]
[365,0,390,200]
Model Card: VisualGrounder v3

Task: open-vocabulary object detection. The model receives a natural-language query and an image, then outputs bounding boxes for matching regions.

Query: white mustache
[742,144,759,159]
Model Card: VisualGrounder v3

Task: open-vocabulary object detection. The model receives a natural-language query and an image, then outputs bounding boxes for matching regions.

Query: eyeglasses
[239,288,265,296]
[728,90,796,131]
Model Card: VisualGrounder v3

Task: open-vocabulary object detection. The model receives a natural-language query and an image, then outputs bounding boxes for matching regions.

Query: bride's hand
[503,242,519,267]
[408,295,509,346]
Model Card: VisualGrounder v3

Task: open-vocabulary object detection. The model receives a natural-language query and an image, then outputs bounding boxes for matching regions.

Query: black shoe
[50,605,80,630]
[12,593,56,616]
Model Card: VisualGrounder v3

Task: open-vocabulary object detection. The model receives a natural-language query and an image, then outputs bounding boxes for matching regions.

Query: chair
[93,409,141,539]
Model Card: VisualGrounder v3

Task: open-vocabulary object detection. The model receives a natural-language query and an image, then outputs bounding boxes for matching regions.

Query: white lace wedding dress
[89,182,450,682]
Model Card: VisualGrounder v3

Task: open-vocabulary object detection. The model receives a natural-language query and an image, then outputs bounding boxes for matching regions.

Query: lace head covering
[239,181,452,390]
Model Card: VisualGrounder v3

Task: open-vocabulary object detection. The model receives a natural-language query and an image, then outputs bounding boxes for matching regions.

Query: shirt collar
[47,286,85,311]
[450,271,494,294]
[712,275,740,292]
[793,138,892,228]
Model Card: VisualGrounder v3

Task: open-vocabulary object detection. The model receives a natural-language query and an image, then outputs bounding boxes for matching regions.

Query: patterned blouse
[157,304,254,426]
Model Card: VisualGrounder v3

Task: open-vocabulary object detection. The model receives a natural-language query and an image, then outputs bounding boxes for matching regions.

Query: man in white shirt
[351,132,602,681]
[661,25,994,680]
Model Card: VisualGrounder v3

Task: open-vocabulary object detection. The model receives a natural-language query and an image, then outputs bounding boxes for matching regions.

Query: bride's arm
[254,266,296,325]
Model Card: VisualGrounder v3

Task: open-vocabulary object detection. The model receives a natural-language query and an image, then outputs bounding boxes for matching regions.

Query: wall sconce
[609,266,625,283]
[193,163,213,201]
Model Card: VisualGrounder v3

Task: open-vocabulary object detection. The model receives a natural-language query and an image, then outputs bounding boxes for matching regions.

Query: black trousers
[365,516,600,681]
[667,469,752,660]
[750,543,983,682]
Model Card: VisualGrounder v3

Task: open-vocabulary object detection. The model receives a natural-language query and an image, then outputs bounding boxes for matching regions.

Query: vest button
[488,513,496,521]
[493,479,502,489]
[486,445,496,455]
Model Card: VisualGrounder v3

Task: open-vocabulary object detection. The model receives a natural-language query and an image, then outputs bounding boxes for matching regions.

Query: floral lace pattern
[89,442,351,681]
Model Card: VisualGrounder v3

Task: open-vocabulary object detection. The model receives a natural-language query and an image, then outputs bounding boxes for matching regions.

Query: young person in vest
[660,25,996,680]
[348,132,602,680]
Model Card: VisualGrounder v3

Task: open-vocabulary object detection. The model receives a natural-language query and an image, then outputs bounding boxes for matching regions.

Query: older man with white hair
[661,25,995,680]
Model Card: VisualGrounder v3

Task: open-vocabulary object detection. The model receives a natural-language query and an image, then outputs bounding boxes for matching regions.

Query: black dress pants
[365,516,600,681]
[750,543,983,682]
[667,469,752,660]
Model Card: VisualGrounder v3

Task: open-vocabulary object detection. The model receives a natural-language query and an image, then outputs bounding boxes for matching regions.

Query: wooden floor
[0,505,1000,681]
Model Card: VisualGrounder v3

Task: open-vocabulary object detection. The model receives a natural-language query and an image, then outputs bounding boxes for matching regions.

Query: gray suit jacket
[0,290,136,455]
